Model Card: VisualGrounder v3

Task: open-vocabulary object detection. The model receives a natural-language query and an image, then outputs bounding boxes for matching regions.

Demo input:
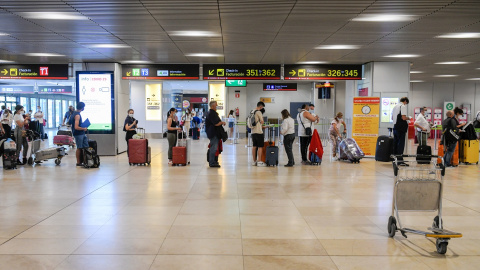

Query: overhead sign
[0,86,34,94]
[122,64,199,80]
[260,97,275,103]
[76,71,115,134]
[263,83,297,91]
[352,97,380,157]
[225,80,247,87]
[0,64,68,79]
[38,86,73,94]
[284,64,362,80]
[146,84,161,121]
[204,64,281,80]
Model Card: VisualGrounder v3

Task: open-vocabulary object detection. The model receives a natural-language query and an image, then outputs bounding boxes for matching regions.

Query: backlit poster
[76,71,114,134]
[146,84,162,121]
[381,98,399,123]
[352,97,380,157]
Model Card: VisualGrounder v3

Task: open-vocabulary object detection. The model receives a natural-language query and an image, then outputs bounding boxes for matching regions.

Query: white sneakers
[256,162,267,167]
[251,161,257,166]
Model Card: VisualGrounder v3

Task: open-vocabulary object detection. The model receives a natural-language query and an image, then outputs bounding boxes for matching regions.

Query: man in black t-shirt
[205,101,225,168]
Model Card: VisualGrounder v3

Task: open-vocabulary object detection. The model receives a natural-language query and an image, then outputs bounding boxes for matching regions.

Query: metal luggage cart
[388,155,462,254]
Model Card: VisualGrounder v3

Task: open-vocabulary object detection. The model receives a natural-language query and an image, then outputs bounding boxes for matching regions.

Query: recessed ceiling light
[385,54,421,58]
[410,80,424,82]
[435,61,469,65]
[21,12,88,20]
[0,60,14,63]
[121,60,152,64]
[89,44,130,48]
[437,32,480,38]
[25,53,65,57]
[466,78,480,80]
[0,33,9,36]
[186,53,223,57]
[352,14,417,22]
[315,45,360,50]
[169,31,221,37]
[434,75,458,77]
[296,61,329,64]
[410,71,423,73]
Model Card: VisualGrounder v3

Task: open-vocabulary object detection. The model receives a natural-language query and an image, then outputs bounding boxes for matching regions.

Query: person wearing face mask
[329,112,347,159]
[182,109,192,138]
[1,109,13,139]
[309,104,320,125]
[70,102,88,166]
[13,105,29,165]
[34,106,45,139]
[124,109,138,156]
[63,105,75,125]
[297,104,317,165]
[250,102,266,167]
[414,107,431,146]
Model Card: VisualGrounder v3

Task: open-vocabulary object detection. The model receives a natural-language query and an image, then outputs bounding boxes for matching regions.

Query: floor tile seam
[441,198,480,214]
[0,168,137,247]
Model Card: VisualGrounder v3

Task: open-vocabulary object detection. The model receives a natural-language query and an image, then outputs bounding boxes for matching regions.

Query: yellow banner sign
[352,97,380,156]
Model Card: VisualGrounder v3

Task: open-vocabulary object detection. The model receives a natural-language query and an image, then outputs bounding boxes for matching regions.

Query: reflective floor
[1,134,479,269]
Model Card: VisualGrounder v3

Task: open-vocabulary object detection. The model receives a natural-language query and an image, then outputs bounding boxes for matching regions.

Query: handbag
[216,126,228,142]
[300,112,312,136]
[394,111,408,133]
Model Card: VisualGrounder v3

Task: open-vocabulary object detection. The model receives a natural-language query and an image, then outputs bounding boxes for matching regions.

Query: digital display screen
[381,98,399,123]
[76,71,114,134]
[263,83,297,91]
[284,64,362,80]
[203,64,281,80]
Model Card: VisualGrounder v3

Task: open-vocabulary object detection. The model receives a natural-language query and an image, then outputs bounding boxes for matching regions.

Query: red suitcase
[172,146,187,166]
[53,135,74,146]
[128,139,151,165]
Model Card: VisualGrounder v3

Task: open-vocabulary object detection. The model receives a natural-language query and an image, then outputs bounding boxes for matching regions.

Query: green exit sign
[225,80,247,87]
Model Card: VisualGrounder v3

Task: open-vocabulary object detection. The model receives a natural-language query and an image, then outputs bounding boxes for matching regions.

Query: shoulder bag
[300,111,312,136]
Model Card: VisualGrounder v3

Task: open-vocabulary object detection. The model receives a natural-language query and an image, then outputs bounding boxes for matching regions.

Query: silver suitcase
[35,147,66,164]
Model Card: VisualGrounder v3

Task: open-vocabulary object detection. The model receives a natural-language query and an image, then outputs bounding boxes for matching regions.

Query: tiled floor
[1,135,480,269]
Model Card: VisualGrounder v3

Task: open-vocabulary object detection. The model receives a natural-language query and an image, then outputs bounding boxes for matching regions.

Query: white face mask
[129,113,134,118]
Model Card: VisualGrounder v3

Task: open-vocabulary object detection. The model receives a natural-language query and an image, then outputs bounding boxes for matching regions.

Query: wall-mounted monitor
[263,83,297,91]
[76,71,115,134]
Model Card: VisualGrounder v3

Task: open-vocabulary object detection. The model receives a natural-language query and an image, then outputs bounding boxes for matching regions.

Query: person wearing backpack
[248,101,266,166]
[297,104,317,165]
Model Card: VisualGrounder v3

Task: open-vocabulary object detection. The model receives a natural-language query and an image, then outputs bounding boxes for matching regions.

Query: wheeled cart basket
[388,154,462,254]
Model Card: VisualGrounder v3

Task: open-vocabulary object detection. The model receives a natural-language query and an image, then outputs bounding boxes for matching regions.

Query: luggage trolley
[388,155,462,254]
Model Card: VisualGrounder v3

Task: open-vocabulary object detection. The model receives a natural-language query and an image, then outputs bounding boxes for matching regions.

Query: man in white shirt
[34,106,45,139]
[414,107,431,146]
[391,97,410,155]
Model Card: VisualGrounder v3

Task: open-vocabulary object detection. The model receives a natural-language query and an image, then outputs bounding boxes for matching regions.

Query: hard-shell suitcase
[57,130,73,136]
[437,140,459,166]
[172,147,187,166]
[128,138,150,165]
[375,129,394,162]
[416,134,432,164]
[260,127,275,163]
[35,147,66,165]
[265,146,279,166]
[459,140,479,164]
[338,137,365,163]
[54,135,74,146]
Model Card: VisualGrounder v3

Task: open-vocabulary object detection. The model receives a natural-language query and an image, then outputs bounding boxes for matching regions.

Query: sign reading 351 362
[204,64,281,80]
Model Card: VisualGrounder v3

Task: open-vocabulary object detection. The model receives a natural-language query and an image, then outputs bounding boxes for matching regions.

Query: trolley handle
[391,154,445,177]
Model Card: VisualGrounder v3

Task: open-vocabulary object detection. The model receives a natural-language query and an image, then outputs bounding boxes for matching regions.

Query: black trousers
[2,124,11,139]
[125,130,136,156]
[283,134,295,164]
[299,136,311,162]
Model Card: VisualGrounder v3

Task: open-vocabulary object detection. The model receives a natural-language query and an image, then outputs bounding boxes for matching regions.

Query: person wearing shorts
[251,102,266,167]
[70,102,88,166]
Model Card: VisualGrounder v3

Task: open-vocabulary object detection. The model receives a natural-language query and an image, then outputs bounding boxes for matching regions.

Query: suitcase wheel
[55,159,61,165]
[27,157,33,165]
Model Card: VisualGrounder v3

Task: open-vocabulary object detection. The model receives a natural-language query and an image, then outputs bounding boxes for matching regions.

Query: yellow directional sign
[289,70,296,76]
[126,71,131,76]
[10,68,17,76]
[298,69,306,77]
[208,69,214,75]
[217,69,224,76]
[1,69,7,75]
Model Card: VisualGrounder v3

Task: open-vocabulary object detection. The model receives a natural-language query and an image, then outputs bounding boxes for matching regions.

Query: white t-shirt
[391,103,407,125]
[297,110,313,137]
[281,117,295,135]
[34,110,44,124]
[0,113,13,126]
[13,114,24,128]
[414,113,430,133]
[251,110,263,134]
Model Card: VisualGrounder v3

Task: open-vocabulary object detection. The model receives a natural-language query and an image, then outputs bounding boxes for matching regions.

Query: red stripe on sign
[284,77,362,80]
[264,89,297,91]
[204,77,281,80]
[123,76,199,80]
[0,77,69,80]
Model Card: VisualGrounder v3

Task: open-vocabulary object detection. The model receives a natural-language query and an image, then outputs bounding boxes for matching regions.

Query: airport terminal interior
[1,1,480,269]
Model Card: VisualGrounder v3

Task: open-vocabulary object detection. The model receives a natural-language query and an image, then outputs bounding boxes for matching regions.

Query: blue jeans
[208,137,219,166]
[74,134,89,149]
[39,123,44,139]
[393,129,406,155]
[444,142,457,166]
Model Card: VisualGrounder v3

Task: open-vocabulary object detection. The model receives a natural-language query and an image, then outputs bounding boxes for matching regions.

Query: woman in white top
[228,110,235,138]
[280,109,295,167]
[329,112,347,158]
[297,104,317,164]
[1,109,13,139]
[13,105,29,165]
[182,109,192,138]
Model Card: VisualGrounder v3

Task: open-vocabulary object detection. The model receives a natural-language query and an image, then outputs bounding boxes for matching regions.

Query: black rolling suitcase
[265,146,279,166]
[375,128,394,162]
[416,134,431,164]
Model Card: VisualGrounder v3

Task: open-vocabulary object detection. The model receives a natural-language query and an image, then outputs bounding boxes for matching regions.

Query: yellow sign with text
[352,97,380,156]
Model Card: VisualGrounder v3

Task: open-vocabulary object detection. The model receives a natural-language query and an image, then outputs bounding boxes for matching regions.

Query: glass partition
[55,100,61,127]
[47,99,54,128]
